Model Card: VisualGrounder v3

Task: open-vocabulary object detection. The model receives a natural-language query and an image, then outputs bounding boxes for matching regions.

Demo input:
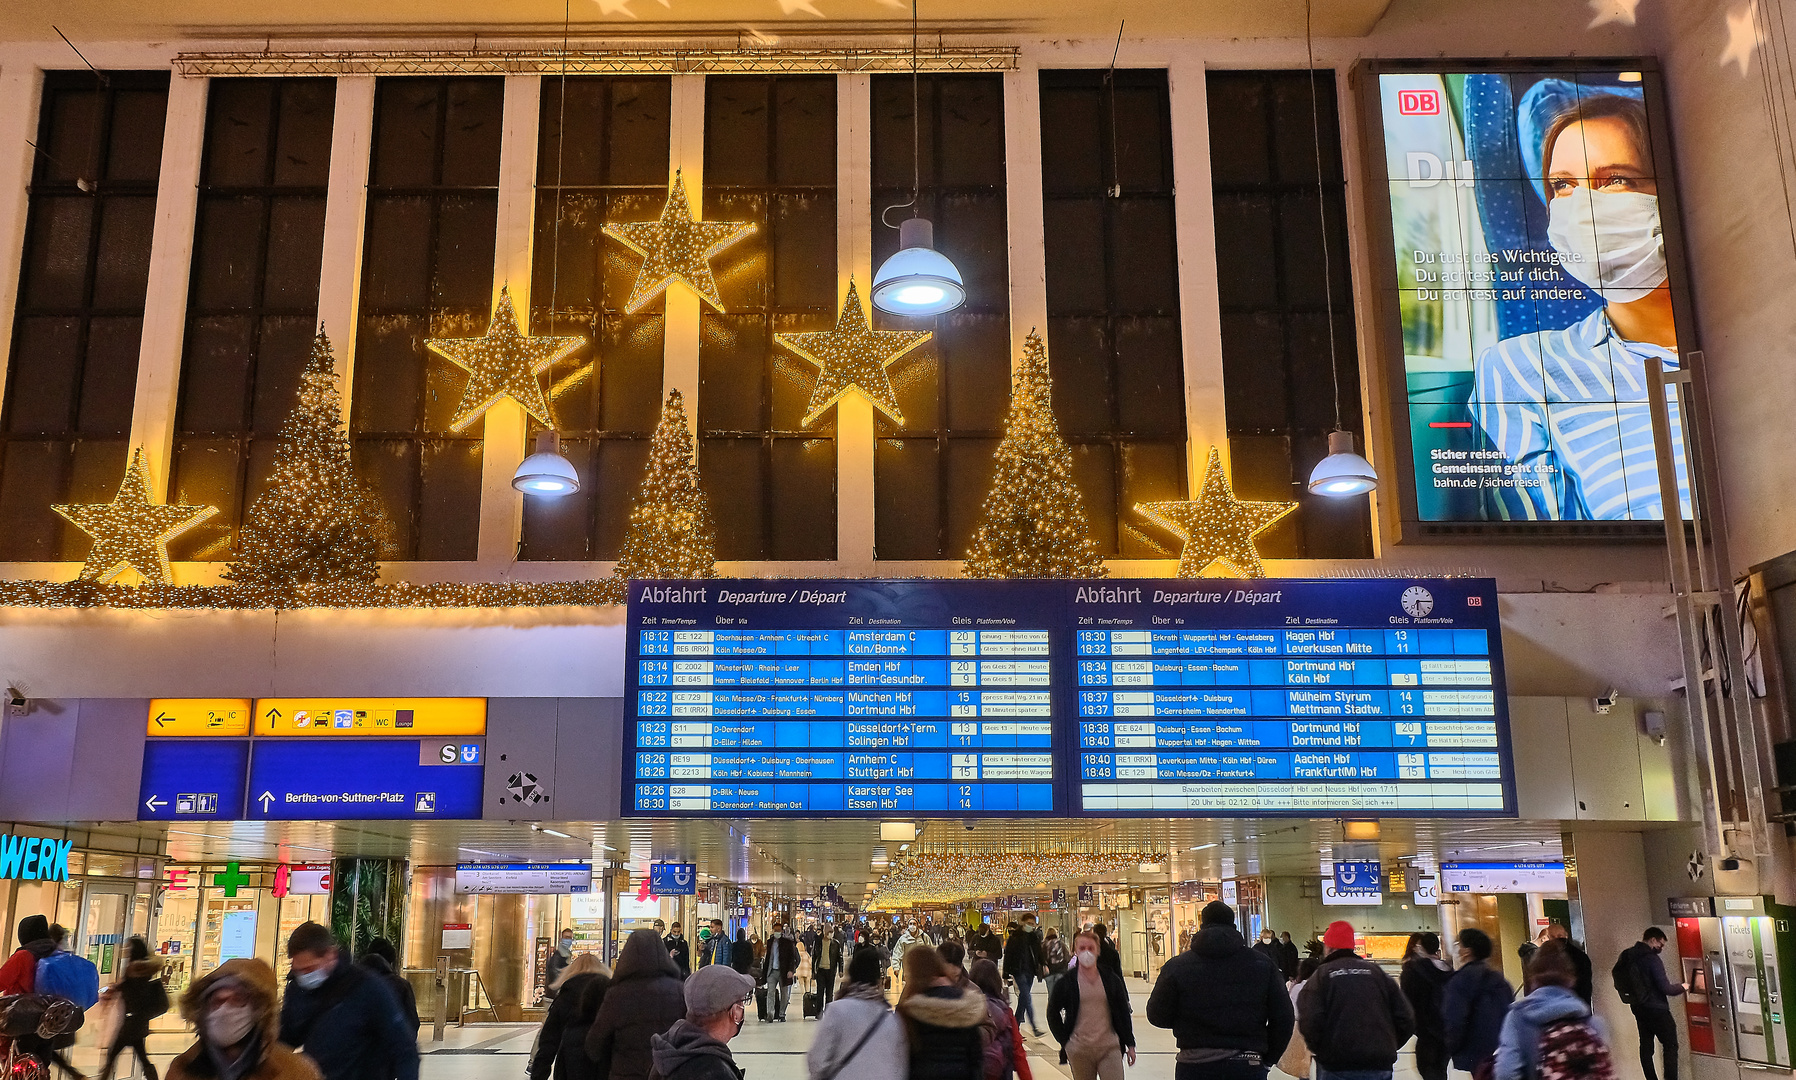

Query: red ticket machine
[1673,896,1734,1060]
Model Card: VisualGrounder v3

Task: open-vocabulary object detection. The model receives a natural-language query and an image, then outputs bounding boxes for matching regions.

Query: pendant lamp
[513,429,580,497]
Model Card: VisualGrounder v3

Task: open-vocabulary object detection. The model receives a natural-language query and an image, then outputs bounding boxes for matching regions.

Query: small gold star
[426,287,584,431]
[1135,446,1297,579]
[53,448,217,585]
[777,282,930,427]
[604,172,755,314]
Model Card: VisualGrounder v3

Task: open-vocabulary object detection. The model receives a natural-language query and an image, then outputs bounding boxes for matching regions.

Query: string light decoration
[604,171,754,314]
[1136,446,1298,579]
[225,330,393,590]
[600,388,718,604]
[777,280,929,426]
[963,331,1108,579]
[866,849,1167,907]
[51,448,217,585]
[426,287,585,431]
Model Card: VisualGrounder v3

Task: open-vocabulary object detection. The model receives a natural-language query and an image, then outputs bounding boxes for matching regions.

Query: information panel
[625,581,1064,816]
[1073,578,1510,814]
[622,578,1514,817]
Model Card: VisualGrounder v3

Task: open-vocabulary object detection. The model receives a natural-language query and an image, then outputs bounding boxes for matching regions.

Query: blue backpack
[35,950,100,1009]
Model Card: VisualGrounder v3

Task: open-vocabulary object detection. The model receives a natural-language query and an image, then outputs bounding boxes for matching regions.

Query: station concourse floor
[65,977,1426,1080]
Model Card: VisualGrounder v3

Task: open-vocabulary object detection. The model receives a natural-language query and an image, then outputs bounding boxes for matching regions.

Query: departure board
[1072,578,1511,814]
[625,581,1065,816]
[623,577,1514,818]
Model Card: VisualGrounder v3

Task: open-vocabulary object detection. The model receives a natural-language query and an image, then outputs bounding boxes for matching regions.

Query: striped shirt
[1471,309,1692,521]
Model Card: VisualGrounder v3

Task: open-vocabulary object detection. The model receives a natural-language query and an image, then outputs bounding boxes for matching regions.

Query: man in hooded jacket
[648,964,757,1080]
[587,928,687,1080]
[1,915,84,1074]
[168,957,320,1080]
[1147,901,1294,1080]
[278,923,419,1080]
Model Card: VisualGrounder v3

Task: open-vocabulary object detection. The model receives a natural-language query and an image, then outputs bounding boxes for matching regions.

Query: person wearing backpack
[1496,942,1616,1080]
[1614,928,1683,1080]
[0,915,58,1063]
[100,936,170,1080]
[1443,928,1514,1080]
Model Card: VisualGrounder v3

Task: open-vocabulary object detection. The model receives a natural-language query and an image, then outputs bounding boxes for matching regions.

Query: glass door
[76,885,133,979]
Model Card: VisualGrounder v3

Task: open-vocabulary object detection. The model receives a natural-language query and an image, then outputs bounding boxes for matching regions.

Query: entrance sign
[1334,861,1383,895]
[1440,862,1567,893]
[455,863,592,894]
[147,699,252,737]
[649,863,698,896]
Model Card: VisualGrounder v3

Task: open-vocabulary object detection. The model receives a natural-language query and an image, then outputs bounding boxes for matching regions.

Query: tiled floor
[55,979,1424,1080]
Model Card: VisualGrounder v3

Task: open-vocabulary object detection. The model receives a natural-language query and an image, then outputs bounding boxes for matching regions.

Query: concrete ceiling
[1,0,1397,45]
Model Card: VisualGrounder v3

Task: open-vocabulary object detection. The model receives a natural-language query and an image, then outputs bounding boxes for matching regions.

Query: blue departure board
[622,578,1515,817]
[625,581,1065,815]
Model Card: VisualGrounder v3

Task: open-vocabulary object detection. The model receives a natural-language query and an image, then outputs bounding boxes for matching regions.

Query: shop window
[1038,70,1188,557]
[350,77,503,561]
[520,77,671,560]
[870,74,1010,561]
[0,72,168,561]
[699,75,837,561]
[167,78,334,561]
[1207,70,1372,558]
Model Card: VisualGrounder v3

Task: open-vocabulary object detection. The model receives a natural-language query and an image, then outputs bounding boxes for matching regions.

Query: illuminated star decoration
[1587,0,1641,27]
[595,0,638,14]
[778,0,825,14]
[426,287,584,431]
[1722,1,1764,75]
[777,281,930,427]
[53,448,217,585]
[1135,446,1297,579]
[603,171,754,313]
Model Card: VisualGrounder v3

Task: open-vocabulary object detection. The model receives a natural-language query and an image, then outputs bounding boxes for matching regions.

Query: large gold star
[1135,446,1297,579]
[777,282,930,427]
[426,287,584,431]
[53,448,217,585]
[604,172,755,314]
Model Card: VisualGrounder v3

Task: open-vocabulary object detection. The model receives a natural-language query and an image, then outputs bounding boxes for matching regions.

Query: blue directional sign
[649,863,697,895]
[139,739,249,820]
[247,739,483,820]
[1333,861,1383,894]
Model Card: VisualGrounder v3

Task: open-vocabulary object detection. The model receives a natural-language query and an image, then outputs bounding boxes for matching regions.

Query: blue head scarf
[1516,77,1646,203]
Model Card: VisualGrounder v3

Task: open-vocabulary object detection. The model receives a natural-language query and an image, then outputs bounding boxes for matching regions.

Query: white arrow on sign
[258,791,274,812]
[144,795,166,812]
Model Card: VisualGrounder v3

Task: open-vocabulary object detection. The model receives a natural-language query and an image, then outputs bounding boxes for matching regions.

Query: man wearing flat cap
[649,963,758,1080]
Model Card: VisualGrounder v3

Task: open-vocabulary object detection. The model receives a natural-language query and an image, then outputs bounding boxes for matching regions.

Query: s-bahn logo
[1397,88,1440,115]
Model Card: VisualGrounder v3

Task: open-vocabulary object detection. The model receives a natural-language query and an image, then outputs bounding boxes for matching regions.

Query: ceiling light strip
[172,46,1020,78]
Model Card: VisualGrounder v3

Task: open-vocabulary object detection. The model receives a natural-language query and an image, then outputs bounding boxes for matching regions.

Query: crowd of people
[0,908,1689,1080]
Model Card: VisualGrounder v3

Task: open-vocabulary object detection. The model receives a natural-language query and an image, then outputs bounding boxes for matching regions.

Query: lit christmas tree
[602,389,717,603]
[963,331,1108,579]
[225,331,393,590]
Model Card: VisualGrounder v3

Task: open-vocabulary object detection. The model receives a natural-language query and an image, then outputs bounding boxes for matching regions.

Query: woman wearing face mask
[1471,84,1689,522]
[1046,930,1136,1080]
[168,958,320,1080]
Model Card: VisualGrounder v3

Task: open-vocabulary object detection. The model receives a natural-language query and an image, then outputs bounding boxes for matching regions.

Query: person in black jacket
[531,953,609,1080]
[1001,918,1045,1037]
[279,922,421,1080]
[1400,932,1453,1080]
[1441,928,1514,1077]
[1277,933,1300,982]
[1090,923,1123,978]
[1147,901,1292,1080]
[1297,921,1415,1080]
[898,945,990,1080]
[584,929,686,1080]
[1621,928,1686,1080]
[360,938,419,1031]
[665,923,692,980]
[1537,924,1593,1003]
[100,936,168,1080]
[759,922,800,1022]
[1047,929,1136,1079]
[810,926,843,1017]
[729,930,756,976]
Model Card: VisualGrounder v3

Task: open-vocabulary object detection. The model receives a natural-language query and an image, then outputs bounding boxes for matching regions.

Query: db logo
[1397,89,1440,116]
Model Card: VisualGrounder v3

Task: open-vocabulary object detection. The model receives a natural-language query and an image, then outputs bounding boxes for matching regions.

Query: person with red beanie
[1297,921,1416,1080]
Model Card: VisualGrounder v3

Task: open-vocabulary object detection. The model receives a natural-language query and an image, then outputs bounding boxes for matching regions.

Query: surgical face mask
[1076,950,1097,969]
[1546,189,1666,302]
[206,1002,257,1047]
[558,940,572,956]
[294,967,329,991]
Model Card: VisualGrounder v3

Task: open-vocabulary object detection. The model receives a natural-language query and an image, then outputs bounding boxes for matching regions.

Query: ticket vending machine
[1672,897,1735,1060]
[1715,895,1796,1067]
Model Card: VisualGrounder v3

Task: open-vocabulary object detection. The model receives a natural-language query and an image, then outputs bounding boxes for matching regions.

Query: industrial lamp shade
[1308,430,1377,497]
[872,217,966,317]
[513,429,580,497]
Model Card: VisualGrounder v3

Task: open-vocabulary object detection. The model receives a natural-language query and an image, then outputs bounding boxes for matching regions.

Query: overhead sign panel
[1440,861,1567,894]
[253,698,486,737]
[147,699,253,737]
[246,739,483,820]
[138,739,250,820]
[649,863,698,895]
[455,863,592,894]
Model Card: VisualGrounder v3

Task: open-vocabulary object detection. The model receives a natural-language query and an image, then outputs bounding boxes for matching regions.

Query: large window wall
[0,72,168,561]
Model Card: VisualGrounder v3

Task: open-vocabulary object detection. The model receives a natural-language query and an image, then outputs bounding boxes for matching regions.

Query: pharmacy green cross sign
[214,861,251,897]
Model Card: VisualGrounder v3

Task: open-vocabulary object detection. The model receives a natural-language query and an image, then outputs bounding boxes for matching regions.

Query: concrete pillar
[0,66,43,423]
[1566,829,1666,1080]
[316,76,375,385]
[1166,55,1229,476]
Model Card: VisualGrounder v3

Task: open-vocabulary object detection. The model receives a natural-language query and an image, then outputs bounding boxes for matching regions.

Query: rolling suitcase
[755,986,768,1020]
[803,989,822,1018]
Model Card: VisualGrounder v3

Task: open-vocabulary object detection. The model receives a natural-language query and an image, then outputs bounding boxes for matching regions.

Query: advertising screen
[1369,64,1691,527]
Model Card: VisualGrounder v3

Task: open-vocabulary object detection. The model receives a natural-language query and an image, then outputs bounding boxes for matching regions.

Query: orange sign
[253,698,486,736]
[147,699,253,737]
